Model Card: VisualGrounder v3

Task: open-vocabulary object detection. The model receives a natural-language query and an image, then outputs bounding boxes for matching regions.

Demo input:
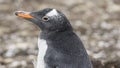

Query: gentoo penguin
[15,8,93,68]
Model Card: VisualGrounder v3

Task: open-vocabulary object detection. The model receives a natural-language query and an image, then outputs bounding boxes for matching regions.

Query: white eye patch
[46,9,58,17]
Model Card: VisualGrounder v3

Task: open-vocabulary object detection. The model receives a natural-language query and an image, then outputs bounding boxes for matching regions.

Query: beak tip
[15,11,18,16]
[14,11,23,16]
[14,11,33,18]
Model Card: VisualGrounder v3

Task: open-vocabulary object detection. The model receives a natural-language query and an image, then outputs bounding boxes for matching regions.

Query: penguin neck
[40,28,73,40]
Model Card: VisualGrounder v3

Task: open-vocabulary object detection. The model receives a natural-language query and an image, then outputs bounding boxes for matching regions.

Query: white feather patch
[46,9,58,16]
[36,38,48,68]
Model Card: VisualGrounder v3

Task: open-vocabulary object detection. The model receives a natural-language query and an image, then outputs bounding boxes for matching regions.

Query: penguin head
[15,8,72,32]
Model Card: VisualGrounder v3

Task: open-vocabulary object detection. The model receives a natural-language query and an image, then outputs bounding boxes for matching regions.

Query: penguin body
[41,30,92,68]
[15,8,93,68]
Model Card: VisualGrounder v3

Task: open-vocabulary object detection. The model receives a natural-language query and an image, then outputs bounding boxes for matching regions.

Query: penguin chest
[37,38,48,68]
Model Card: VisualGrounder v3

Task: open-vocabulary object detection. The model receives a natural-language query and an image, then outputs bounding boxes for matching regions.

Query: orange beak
[15,11,33,18]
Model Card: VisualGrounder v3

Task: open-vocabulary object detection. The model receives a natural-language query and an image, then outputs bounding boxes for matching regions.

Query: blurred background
[0,0,120,68]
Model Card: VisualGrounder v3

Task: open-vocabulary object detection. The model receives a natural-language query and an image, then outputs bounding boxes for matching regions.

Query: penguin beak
[15,11,33,19]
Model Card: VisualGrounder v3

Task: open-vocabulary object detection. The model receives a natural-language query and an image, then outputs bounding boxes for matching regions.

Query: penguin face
[15,8,72,32]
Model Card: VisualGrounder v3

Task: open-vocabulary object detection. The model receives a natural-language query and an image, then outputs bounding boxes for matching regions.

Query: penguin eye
[42,16,49,21]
